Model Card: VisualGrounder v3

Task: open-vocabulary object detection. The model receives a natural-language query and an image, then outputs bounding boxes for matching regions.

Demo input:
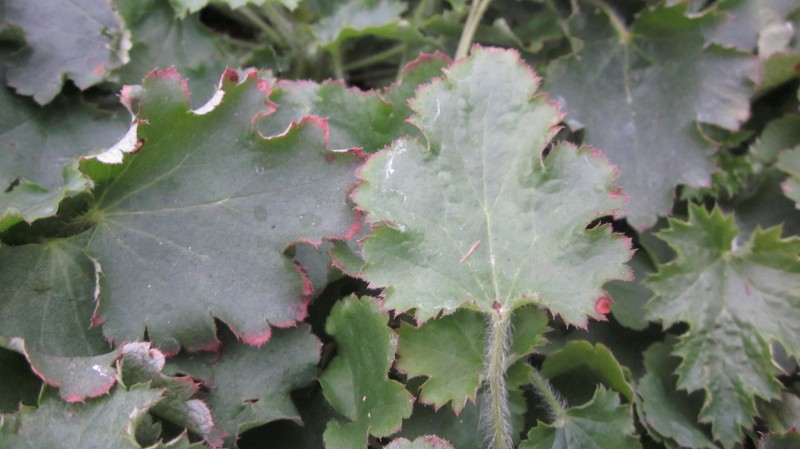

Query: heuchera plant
[1,1,800,449]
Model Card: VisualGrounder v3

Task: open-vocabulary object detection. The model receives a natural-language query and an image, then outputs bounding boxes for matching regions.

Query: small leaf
[168,0,299,18]
[646,205,800,448]
[777,146,800,207]
[163,326,320,447]
[81,68,361,353]
[546,5,755,229]
[0,0,130,104]
[354,46,631,325]
[519,387,641,449]
[3,384,163,449]
[120,342,222,447]
[320,296,413,449]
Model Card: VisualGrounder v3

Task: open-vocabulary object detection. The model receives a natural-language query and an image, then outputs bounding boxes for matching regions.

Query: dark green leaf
[0,0,129,104]
[81,69,361,353]
[546,5,755,229]
[541,341,633,402]
[313,0,423,49]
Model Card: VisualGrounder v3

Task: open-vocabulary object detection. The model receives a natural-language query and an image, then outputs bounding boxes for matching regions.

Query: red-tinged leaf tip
[240,329,272,347]
[595,294,613,315]
[221,68,239,83]
[402,51,452,74]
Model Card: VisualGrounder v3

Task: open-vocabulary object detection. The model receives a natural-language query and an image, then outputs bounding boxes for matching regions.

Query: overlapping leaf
[354,47,631,324]
[712,0,799,51]
[645,205,800,448]
[0,0,130,105]
[0,88,129,231]
[386,436,455,449]
[319,296,413,449]
[163,326,320,447]
[546,5,755,229]
[3,384,162,449]
[777,146,800,206]
[81,69,361,353]
[520,387,641,449]
[169,0,300,18]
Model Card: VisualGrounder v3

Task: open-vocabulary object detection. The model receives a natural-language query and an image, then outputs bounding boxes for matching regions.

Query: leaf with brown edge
[80,68,362,354]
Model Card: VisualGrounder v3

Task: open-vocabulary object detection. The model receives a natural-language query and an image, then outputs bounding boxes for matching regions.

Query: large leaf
[0,88,129,231]
[395,307,547,412]
[3,384,162,449]
[519,387,641,449]
[162,326,320,447]
[80,68,361,354]
[545,5,755,229]
[645,205,800,448]
[319,296,413,449]
[354,46,631,325]
[0,0,129,105]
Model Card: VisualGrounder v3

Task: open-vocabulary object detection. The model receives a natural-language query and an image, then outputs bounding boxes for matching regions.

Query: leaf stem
[239,6,284,45]
[529,368,567,421]
[455,0,493,59]
[486,305,513,449]
[331,45,346,80]
[343,45,406,71]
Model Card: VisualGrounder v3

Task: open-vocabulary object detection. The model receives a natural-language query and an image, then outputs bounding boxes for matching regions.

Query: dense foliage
[1,1,799,449]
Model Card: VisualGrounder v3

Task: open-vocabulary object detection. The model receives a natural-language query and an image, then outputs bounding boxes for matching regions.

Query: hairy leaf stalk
[485,305,513,449]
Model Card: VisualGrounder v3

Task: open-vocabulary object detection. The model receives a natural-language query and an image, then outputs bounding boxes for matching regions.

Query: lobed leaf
[0,0,130,105]
[354,46,631,325]
[3,384,162,449]
[645,205,800,448]
[81,68,361,353]
[320,296,413,449]
[313,0,423,49]
[546,5,755,229]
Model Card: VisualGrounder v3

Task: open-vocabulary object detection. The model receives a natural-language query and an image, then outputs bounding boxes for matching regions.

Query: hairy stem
[455,0,493,59]
[530,369,566,421]
[486,306,513,449]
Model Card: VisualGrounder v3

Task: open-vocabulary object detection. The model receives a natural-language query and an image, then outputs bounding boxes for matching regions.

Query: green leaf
[519,387,641,449]
[162,326,320,447]
[81,69,361,353]
[319,296,413,449]
[750,115,800,167]
[0,89,129,231]
[3,384,162,449]
[116,0,238,106]
[541,341,633,402]
[313,0,423,49]
[645,205,800,448]
[636,340,718,449]
[120,342,222,447]
[354,47,631,325]
[0,0,130,105]
[385,436,455,449]
[395,307,547,412]
[605,251,655,331]
[545,5,755,229]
